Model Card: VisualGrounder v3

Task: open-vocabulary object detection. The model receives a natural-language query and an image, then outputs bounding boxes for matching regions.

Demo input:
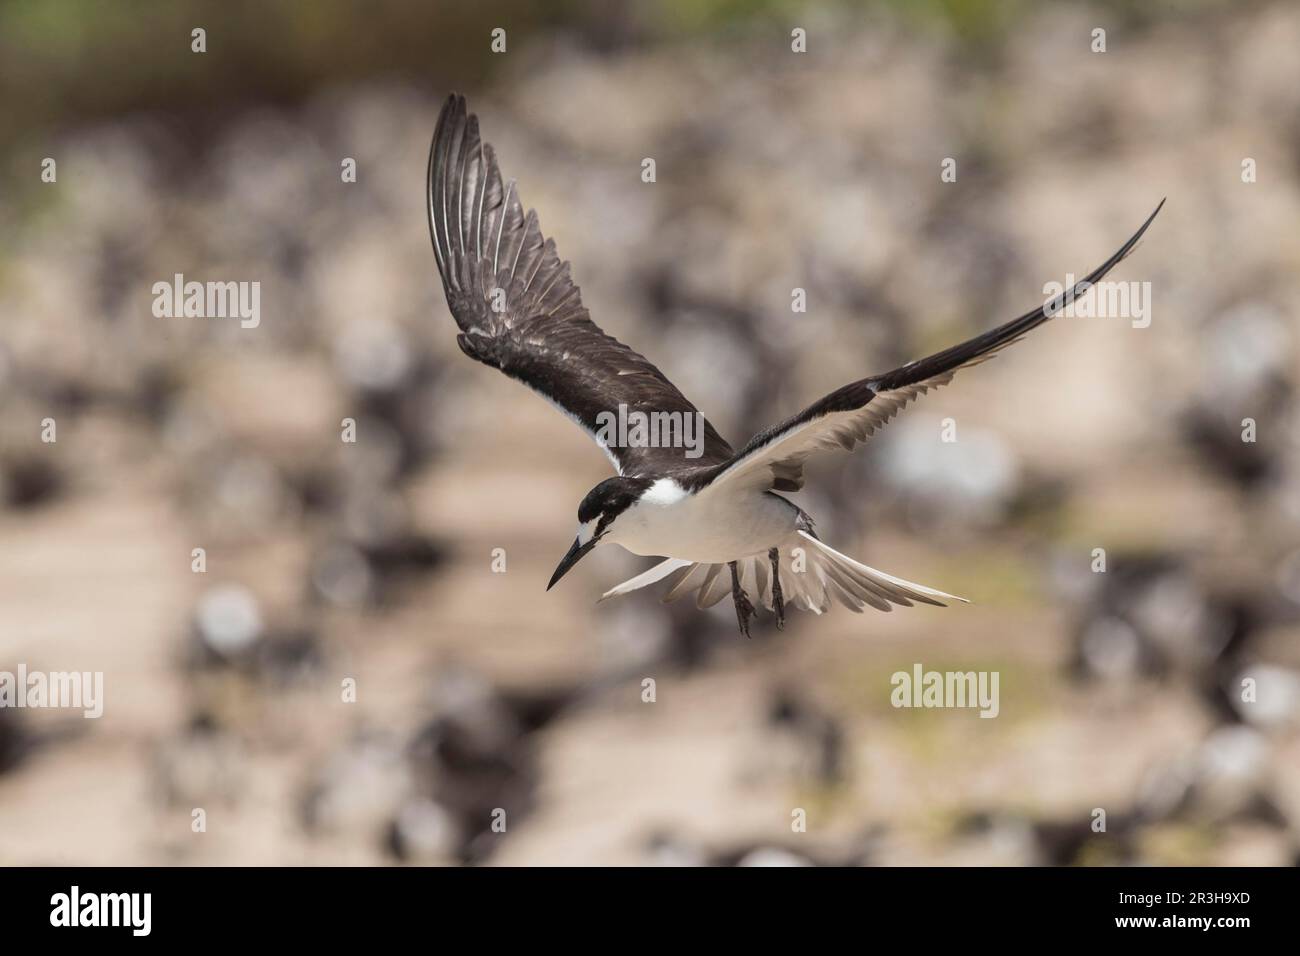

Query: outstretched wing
[427,94,734,476]
[700,200,1165,495]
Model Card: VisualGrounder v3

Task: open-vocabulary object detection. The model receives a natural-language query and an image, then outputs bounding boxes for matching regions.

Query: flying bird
[427,94,1162,637]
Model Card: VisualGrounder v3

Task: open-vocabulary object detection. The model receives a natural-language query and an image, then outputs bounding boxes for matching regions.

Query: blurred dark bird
[1180,302,1293,491]
[955,810,1139,866]
[427,93,1163,636]
[1063,553,1253,688]
[0,455,64,510]
[399,671,580,864]
[188,585,323,686]
[765,686,845,786]
[0,706,32,776]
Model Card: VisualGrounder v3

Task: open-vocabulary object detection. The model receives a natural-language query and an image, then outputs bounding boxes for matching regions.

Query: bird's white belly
[607,481,798,564]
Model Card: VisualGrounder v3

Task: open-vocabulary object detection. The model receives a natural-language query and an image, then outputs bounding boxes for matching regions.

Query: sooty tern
[427,94,1162,637]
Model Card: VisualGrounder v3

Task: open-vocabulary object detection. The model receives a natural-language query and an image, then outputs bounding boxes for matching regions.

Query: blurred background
[1,0,1298,866]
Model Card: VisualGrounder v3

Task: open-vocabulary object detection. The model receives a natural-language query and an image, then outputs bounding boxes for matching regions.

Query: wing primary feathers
[455,115,470,264]
[702,200,1165,494]
[424,93,736,475]
[426,102,446,277]
[427,95,458,281]
[508,209,532,282]
[493,179,514,277]
[521,239,550,294]
[474,139,487,261]
[437,100,458,291]
[871,198,1165,392]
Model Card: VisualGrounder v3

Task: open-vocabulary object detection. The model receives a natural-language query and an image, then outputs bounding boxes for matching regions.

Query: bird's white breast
[606,479,799,564]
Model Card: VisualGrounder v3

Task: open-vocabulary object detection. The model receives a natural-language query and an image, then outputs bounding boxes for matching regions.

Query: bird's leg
[729,560,754,639]
[768,547,785,630]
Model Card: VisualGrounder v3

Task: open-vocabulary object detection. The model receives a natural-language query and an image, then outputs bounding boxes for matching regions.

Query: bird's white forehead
[576,517,600,545]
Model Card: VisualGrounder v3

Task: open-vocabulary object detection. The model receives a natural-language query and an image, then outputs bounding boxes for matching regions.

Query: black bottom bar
[0,865,1289,942]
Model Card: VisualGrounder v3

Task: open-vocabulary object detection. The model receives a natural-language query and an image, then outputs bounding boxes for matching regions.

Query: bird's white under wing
[702,373,960,496]
[695,201,1165,500]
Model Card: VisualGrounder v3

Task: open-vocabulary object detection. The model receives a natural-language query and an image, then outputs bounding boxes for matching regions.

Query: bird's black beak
[547,536,597,591]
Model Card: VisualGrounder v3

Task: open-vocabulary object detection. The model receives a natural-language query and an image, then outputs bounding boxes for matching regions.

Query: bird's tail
[598,531,966,615]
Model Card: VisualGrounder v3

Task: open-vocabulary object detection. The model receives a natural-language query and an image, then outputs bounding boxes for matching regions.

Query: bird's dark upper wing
[427,94,734,476]
[699,200,1165,496]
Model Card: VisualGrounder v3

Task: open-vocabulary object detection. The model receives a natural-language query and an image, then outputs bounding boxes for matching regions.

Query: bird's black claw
[734,592,754,638]
[730,560,754,639]
[769,547,785,630]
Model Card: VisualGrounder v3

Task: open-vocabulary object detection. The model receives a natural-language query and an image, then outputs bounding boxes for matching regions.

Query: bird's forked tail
[599,530,966,616]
